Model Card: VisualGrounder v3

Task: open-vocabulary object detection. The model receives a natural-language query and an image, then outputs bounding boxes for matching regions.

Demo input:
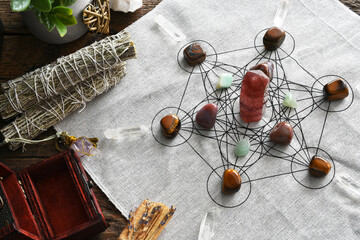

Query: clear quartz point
[198,207,221,240]
[273,0,289,28]
[104,125,149,140]
[155,14,186,42]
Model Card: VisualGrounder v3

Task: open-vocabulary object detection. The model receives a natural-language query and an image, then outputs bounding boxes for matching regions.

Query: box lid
[0,162,41,240]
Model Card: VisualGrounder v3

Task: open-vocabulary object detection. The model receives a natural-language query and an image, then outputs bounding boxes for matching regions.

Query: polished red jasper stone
[309,155,332,177]
[250,61,274,81]
[222,169,241,194]
[196,103,218,129]
[240,70,270,122]
[183,43,206,66]
[323,78,349,101]
[160,114,181,138]
[269,122,293,145]
[263,26,286,51]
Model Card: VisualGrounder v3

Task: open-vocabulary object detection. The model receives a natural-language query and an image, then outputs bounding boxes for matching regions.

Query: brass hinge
[18,180,27,199]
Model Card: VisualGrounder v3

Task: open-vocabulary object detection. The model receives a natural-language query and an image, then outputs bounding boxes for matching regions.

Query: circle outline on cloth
[207,165,252,208]
[291,147,335,189]
[254,28,295,61]
[151,107,194,147]
[177,40,218,74]
[311,75,354,113]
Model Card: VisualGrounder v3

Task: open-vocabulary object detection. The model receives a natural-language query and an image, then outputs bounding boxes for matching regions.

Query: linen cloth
[56,0,360,239]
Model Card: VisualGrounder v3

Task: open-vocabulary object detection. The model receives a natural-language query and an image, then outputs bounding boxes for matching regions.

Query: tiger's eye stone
[196,103,218,129]
[222,169,241,194]
[183,43,206,66]
[250,61,274,81]
[323,78,349,101]
[308,155,332,177]
[269,122,293,145]
[263,27,286,51]
[160,114,181,138]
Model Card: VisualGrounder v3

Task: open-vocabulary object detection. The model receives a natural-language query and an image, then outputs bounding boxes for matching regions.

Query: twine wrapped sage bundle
[0,30,135,120]
[0,30,136,150]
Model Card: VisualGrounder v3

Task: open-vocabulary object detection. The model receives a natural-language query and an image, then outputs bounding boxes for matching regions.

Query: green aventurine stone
[283,92,297,108]
[234,137,250,157]
[216,73,233,90]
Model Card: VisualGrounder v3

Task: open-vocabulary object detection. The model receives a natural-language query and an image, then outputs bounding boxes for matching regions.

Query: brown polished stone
[183,43,206,66]
[323,78,349,101]
[250,61,274,81]
[196,103,218,129]
[263,27,286,51]
[269,122,293,145]
[308,155,332,177]
[222,169,241,194]
[160,114,181,138]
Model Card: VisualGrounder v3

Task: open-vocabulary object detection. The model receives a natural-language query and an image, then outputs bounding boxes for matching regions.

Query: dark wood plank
[0,34,104,80]
[0,1,27,34]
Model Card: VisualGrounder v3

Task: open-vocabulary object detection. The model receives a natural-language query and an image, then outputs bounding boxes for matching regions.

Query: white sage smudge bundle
[0,63,126,150]
[0,30,135,120]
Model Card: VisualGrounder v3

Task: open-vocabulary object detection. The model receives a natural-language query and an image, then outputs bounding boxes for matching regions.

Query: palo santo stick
[0,63,126,150]
[147,205,176,240]
[119,200,176,240]
[0,30,136,120]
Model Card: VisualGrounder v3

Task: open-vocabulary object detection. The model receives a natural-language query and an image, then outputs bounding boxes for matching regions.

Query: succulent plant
[11,0,78,37]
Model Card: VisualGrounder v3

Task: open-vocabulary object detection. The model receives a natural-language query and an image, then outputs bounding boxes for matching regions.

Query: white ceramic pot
[22,0,91,44]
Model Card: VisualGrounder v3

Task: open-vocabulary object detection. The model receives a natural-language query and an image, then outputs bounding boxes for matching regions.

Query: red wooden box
[0,150,107,240]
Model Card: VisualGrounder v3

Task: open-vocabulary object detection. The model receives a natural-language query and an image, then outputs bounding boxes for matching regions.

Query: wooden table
[0,0,358,239]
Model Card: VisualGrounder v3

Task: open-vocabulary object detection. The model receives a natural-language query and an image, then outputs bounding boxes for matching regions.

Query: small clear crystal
[109,0,142,13]
[198,207,221,240]
[274,0,289,28]
[155,14,186,42]
[104,125,149,140]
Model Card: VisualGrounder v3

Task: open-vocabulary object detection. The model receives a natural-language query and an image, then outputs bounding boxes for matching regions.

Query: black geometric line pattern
[151,29,354,208]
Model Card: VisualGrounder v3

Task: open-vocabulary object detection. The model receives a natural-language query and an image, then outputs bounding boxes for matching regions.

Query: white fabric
[56,0,360,239]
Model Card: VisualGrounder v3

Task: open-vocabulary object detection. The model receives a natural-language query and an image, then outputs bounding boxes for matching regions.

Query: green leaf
[32,0,52,12]
[26,4,35,10]
[53,0,76,7]
[11,0,30,12]
[55,13,77,26]
[53,6,76,26]
[34,9,43,23]
[54,15,67,37]
[53,6,72,15]
[60,0,76,7]
[52,0,60,7]
[40,12,56,32]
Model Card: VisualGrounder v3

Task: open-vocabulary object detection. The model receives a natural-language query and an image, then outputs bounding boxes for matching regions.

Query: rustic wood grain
[0,0,359,239]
